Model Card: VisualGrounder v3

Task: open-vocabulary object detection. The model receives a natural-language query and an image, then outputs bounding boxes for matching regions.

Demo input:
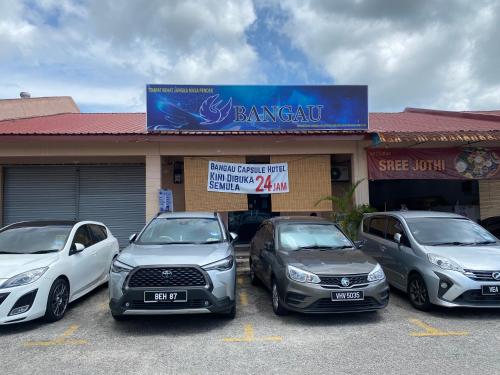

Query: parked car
[249,216,389,315]
[0,220,119,325]
[109,212,237,320]
[359,211,500,310]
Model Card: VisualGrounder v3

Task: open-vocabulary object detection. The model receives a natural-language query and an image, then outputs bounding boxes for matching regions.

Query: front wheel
[271,279,288,316]
[44,278,70,322]
[408,273,432,311]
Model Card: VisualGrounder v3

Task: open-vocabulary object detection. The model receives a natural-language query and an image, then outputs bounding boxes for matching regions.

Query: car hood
[0,253,59,280]
[281,249,378,275]
[118,243,231,267]
[423,244,500,270]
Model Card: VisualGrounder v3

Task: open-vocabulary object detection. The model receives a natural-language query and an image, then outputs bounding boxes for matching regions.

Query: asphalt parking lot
[1,275,500,375]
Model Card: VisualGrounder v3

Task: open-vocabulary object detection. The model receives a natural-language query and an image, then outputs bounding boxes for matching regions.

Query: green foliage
[316,179,376,240]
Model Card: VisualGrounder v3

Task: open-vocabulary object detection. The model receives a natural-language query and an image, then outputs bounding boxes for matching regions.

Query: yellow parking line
[237,276,245,286]
[239,291,249,306]
[409,319,468,337]
[223,324,282,343]
[100,301,109,311]
[24,324,88,347]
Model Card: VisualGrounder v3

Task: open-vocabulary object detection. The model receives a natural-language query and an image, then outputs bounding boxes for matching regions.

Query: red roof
[0,113,146,135]
[0,108,499,143]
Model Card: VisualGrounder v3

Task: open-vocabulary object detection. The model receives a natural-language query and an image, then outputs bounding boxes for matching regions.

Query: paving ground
[1,275,500,375]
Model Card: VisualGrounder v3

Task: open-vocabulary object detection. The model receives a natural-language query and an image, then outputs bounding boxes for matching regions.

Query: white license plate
[144,291,187,303]
[331,290,364,301]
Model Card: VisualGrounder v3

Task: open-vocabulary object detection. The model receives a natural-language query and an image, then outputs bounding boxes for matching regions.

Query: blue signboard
[146,85,367,132]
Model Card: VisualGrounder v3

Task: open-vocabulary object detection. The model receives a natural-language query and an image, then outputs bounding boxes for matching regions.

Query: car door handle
[380,245,387,252]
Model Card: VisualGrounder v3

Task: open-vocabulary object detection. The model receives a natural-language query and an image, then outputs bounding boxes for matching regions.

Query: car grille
[464,269,500,281]
[306,297,383,312]
[127,267,207,288]
[455,290,500,304]
[126,299,209,310]
[319,274,369,288]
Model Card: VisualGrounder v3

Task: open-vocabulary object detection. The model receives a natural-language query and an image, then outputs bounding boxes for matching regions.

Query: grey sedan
[359,211,500,310]
[249,217,389,315]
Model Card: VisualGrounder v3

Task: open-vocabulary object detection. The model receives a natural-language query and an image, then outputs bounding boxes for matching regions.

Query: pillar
[145,155,162,222]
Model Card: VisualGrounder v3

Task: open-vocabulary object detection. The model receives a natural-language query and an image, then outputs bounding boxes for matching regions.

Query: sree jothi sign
[368,148,500,180]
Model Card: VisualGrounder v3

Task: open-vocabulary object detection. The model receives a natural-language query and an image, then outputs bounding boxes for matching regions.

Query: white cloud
[280,0,500,111]
[0,0,260,111]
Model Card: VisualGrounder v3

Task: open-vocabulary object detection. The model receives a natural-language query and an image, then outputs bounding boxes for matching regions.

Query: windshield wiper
[0,251,15,254]
[297,245,337,250]
[469,241,497,245]
[200,240,223,244]
[159,241,199,245]
[430,241,473,246]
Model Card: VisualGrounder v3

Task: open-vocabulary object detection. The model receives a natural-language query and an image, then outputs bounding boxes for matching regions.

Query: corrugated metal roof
[0,107,499,143]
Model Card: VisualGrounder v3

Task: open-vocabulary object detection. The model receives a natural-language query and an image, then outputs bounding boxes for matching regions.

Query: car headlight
[367,264,385,282]
[287,265,320,284]
[111,259,133,273]
[0,267,48,289]
[202,255,234,271]
[428,253,464,273]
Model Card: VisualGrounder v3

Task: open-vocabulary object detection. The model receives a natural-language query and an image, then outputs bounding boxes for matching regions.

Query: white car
[0,220,119,324]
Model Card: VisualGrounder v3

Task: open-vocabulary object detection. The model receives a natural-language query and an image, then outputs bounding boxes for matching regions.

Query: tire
[408,273,432,311]
[44,278,70,322]
[249,260,259,286]
[271,279,288,316]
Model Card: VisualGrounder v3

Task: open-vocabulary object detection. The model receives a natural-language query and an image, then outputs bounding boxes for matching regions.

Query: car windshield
[137,218,224,245]
[0,225,72,254]
[278,223,353,251]
[406,218,497,246]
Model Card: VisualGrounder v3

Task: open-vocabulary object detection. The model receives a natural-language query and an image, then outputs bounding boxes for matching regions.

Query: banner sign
[146,84,368,132]
[159,189,174,212]
[207,161,289,194]
[368,148,500,180]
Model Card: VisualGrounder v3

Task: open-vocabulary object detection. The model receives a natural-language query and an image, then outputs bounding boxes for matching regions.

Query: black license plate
[331,290,364,301]
[144,291,187,303]
[482,285,500,295]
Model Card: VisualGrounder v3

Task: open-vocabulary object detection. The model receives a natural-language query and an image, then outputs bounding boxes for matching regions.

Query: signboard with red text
[368,148,500,180]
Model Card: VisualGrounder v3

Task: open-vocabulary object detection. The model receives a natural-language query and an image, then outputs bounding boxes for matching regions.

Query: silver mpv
[359,211,500,310]
[109,212,237,319]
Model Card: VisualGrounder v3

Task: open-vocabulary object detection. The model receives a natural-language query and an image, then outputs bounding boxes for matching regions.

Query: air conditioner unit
[332,166,350,181]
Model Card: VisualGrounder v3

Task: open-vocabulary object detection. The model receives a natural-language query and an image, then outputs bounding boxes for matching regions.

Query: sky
[1,0,499,113]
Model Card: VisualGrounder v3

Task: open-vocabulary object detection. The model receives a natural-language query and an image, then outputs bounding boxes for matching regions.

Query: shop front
[0,84,371,246]
[367,146,500,227]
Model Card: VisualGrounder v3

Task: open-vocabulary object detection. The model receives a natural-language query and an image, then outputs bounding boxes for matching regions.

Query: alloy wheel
[272,283,279,311]
[51,282,69,318]
[409,277,427,306]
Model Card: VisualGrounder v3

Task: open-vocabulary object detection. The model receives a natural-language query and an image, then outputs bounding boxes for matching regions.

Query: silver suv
[359,211,500,310]
[109,212,237,319]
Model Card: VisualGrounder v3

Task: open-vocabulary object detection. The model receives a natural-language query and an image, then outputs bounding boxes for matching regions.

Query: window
[386,217,411,247]
[89,225,107,243]
[278,223,353,251]
[368,217,386,238]
[137,218,223,245]
[73,225,94,248]
[0,224,72,254]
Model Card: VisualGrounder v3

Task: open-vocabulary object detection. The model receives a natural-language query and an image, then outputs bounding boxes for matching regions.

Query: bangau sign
[207,161,289,194]
[368,148,500,180]
[146,85,368,132]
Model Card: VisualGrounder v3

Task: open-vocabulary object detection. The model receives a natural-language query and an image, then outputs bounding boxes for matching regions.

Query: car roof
[269,216,332,225]
[364,211,465,220]
[3,220,77,229]
[156,211,218,219]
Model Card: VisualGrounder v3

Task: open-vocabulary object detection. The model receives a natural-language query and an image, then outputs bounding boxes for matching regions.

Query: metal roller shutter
[78,165,145,248]
[3,165,145,248]
[3,166,78,223]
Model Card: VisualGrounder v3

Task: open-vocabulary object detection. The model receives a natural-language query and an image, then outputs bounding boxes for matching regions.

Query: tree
[316,179,375,240]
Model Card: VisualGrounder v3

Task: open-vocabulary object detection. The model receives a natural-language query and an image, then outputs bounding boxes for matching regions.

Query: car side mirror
[129,233,137,243]
[354,240,365,249]
[229,232,238,242]
[394,233,402,244]
[264,241,274,252]
[74,243,85,253]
